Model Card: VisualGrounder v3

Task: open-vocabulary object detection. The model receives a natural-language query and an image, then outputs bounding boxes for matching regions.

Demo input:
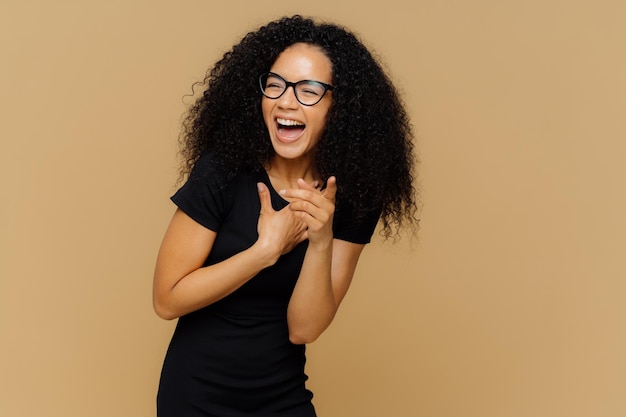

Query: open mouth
[276,117,306,141]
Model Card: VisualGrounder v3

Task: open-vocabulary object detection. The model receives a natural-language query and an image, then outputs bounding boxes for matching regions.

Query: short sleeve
[332,203,381,244]
[170,154,232,232]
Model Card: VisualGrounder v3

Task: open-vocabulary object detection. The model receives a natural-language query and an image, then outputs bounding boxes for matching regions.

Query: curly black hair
[179,15,418,238]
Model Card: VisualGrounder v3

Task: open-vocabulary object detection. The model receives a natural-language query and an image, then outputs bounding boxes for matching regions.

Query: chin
[271,144,312,162]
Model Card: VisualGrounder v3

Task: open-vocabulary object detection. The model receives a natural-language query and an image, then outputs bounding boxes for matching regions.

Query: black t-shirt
[157,154,380,417]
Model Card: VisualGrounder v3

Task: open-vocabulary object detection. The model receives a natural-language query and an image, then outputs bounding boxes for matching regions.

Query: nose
[276,85,299,108]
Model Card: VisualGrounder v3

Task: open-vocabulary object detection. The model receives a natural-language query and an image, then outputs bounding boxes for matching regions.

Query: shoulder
[171,153,259,231]
[333,201,381,244]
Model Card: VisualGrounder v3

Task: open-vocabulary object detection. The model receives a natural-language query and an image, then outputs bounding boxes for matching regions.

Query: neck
[264,156,319,189]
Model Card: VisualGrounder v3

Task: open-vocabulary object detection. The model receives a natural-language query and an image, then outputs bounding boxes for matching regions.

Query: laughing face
[262,43,333,165]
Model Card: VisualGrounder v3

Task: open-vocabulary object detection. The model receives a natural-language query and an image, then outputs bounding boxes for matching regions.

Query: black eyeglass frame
[258,72,334,106]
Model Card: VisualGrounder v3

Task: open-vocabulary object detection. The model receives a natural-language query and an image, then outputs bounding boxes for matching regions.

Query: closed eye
[301,88,320,96]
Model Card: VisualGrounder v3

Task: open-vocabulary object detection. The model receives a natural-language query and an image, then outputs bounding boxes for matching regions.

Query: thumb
[322,176,337,202]
[257,182,273,213]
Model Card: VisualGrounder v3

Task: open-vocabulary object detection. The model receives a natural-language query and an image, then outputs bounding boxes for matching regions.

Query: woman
[154,15,417,417]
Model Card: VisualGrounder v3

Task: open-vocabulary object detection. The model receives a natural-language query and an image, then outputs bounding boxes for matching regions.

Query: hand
[256,182,308,258]
[280,176,337,246]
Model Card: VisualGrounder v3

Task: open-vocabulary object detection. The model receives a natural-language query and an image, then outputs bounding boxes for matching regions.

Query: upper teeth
[277,118,304,126]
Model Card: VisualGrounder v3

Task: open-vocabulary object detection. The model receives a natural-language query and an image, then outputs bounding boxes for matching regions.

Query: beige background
[1,0,625,416]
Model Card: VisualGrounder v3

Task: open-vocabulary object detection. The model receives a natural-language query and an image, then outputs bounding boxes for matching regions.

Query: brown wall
[2,1,625,416]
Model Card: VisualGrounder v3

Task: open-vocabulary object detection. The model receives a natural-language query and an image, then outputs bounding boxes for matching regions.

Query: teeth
[277,118,305,127]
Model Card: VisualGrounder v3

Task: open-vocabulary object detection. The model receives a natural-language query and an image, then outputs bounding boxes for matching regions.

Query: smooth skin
[153,43,366,344]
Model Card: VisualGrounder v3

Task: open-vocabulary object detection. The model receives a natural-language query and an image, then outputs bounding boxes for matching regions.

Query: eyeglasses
[259,72,334,106]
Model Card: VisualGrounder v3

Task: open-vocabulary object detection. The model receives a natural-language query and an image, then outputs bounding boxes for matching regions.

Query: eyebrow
[269,72,331,84]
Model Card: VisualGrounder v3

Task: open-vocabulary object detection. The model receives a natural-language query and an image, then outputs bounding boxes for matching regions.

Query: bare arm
[153,183,307,320]
[287,238,365,344]
[281,178,368,344]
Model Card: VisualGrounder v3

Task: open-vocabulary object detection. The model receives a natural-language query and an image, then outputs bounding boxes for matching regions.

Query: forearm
[286,239,337,344]
[154,241,278,320]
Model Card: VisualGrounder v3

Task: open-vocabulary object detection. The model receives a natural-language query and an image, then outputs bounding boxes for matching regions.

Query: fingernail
[279,189,286,195]
[257,183,265,192]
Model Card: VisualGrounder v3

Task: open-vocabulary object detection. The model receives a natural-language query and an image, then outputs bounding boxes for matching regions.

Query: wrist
[307,236,333,252]
[250,238,281,267]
